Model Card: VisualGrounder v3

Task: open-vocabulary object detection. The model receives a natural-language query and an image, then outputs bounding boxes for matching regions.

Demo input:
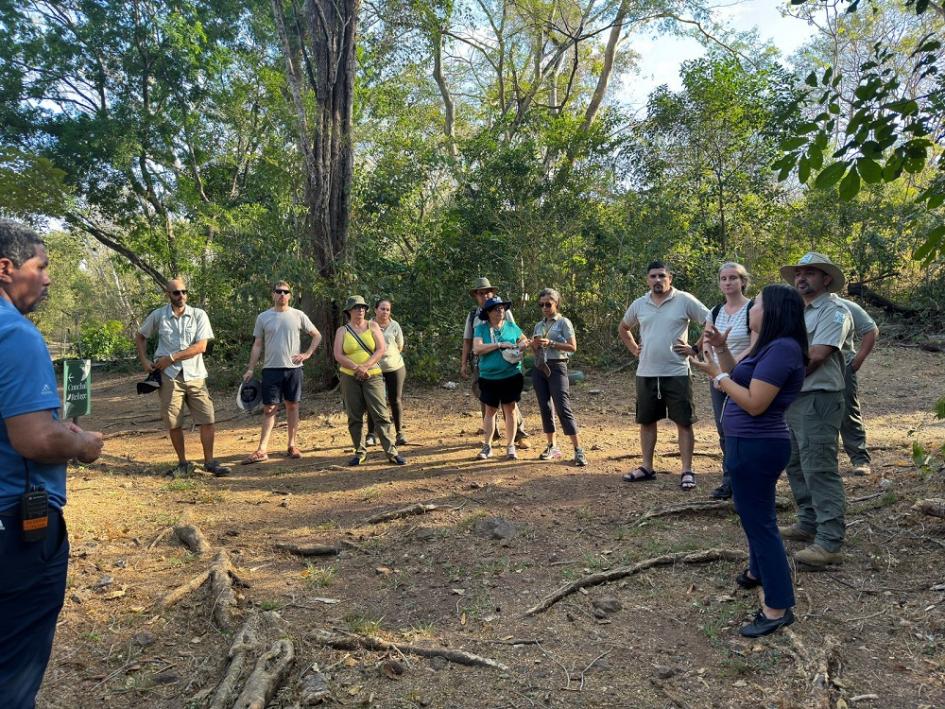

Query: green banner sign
[63,359,92,419]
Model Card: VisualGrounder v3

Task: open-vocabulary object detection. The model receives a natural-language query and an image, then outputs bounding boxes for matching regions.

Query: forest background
[2,0,944,383]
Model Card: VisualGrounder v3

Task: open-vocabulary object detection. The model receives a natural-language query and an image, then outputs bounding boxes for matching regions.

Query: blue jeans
[727,436,795,609]
[0,507,69,709]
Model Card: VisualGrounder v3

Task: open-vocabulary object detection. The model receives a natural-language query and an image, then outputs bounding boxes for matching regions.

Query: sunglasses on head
[171,289,188,296]
[273,289,291,295]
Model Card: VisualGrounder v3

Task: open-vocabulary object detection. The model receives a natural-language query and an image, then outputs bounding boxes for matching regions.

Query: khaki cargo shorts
[160,373,215,429]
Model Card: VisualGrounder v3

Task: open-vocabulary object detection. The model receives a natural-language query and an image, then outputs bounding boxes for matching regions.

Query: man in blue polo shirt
[0,219,104,708]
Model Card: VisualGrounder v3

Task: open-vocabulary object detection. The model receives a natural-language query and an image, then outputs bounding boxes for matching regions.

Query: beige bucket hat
[468,277,497,296]
[780,252,845,293]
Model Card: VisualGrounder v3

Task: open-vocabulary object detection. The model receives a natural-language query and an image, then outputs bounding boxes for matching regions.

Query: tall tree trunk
[272,0,359,386]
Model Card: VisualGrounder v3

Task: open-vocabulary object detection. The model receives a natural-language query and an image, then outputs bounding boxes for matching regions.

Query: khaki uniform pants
[785,390,846,552]
[340,373,397,456]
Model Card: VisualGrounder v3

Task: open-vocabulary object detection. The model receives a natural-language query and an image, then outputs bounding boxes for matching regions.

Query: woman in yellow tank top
[333,295,406,466]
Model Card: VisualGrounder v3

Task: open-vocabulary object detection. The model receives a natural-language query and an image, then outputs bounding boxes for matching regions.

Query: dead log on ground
[174,523,211,554]
[209,614,260,709]
[158,549,240,630]
[846,283,916,316]
[208,550,239,630]
[365,503,443,524]
[161,570,211,609]
[232,638,295,709]
[785,629,839,709]
[913,499,945,519]
[312,630,509,671]
[523,548,747,616]
[638,498,791,523]
[275,542,341,557]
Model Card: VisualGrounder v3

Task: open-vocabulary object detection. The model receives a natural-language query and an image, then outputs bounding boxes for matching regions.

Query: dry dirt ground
[36,345,945,708]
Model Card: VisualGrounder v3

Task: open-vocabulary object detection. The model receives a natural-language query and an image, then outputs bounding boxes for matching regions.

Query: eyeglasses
[539,302,554,308]
[273,289,291,295]
[170,289,188,296]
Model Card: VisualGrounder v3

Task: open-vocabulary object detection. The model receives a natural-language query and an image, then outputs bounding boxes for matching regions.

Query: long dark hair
[747,284,809,366]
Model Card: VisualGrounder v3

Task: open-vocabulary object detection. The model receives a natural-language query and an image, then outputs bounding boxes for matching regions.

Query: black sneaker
[166,461,194,478]
[395,433,408,446]
[739,608,795,638]
[735,569,761,590]
[710,483,732,500]
[348,451,367,466]
[204,460,231,477]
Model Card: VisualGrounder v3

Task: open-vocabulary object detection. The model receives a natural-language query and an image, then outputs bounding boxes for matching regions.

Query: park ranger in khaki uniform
[778,252,853,567]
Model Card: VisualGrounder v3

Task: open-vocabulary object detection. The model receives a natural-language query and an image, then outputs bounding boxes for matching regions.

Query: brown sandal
[287,446,302,459]
[241,450,269,465]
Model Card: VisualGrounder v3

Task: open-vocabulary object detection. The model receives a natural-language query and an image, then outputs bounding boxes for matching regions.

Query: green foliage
[783,0,945,264]
[78,321,134,361]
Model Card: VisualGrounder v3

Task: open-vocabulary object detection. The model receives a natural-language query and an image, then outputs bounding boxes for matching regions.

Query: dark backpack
[711,299,753,331]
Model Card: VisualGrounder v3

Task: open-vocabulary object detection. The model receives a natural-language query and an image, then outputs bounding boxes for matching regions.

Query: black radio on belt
[21,460,49,542]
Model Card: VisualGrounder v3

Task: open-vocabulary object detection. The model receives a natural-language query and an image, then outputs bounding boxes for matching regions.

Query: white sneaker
[477,444,492,460]
[539,444,562,460]
[574,448,588,467]
[506,445,517,460]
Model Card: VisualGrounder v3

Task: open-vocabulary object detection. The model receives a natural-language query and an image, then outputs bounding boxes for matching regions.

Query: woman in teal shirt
[472,296,530,460]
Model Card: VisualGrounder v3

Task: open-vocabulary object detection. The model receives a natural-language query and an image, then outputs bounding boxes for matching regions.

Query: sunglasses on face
[170,289,188,296]
[351,305,367,310]
[273,289,291,295]
[539,302,554,308]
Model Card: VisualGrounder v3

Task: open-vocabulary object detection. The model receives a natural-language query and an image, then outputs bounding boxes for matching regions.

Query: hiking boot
[477,444,492,460]
[710,483,732,500]
[778,524,815,543]
[851,464,871,476]
[538,444,562,461]
[506,445,518,460]
[794,544,842,567]
[574,448,588,467]
[365,433,377,446]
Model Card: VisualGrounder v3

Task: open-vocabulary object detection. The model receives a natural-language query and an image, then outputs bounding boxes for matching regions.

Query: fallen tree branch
[913,498,945,519]
[208,550,239,630]
[275,542,341,557]
[785,629,839,709]
[160,570,211,609]
[148,526,172,550]
[638,498,790,523]
[312,630,509,671]
[523,548,747,616]
[365,503,444,524]
[174,523,211,554]
[209,613,260,709]
[232,638,295,709]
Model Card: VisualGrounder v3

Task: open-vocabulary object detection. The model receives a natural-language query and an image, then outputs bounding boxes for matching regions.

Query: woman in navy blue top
[691,284,808,638]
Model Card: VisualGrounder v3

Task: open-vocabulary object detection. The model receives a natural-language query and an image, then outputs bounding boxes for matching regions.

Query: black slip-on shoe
[739,608,795,638]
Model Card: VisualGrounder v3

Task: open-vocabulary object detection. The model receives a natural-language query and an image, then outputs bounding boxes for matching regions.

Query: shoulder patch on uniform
[834,310,848,324]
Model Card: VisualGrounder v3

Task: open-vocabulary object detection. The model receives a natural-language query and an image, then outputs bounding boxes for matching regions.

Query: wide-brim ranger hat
[468,277,497,296]
[237,378,263,412]
[136,369,162,395]
[479,295,513,320]
[343,295,368,313]
[780,251,845,293]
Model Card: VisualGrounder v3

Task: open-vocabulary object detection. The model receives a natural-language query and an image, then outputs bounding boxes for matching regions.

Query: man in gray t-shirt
[618,261,709,489]
[242,281,321,463]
